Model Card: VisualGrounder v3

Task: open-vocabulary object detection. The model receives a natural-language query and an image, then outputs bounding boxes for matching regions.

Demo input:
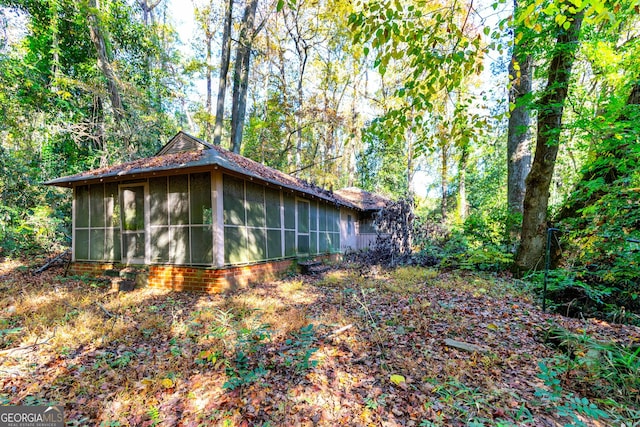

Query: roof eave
[43,160,362,210]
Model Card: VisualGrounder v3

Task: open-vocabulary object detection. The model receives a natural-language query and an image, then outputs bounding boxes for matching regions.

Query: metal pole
[543,228,559,313]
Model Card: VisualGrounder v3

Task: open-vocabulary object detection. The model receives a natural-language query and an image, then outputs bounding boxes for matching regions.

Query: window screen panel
[171,227,190,264]
[191,225,213,264]
[245,182,265,228]
[318,204,327,232]
[105,228,121,261]
[361,218,376,233]
[122,186,145,231]
[90,229,105,260]
[89,185,105,227]
[310,232,317,255]
[190,173,212,225]
[149,177,168,226]
[223,175,245,225]
[75,229,89,259]
[169,175,189,225]
[247,228,266,262]
[331,208,339,232]
[123,232,145,260]
[225,226,248,264]
[319,232,328,253]
[329,232,340,252]
[75,186,89,228]
[267,229,282,259]
[298,234,309,254]
[310,203,317,231]
[150,227,170,262]
[104,183,120,227]
[297,200,309,233]
[265,188,281,228]
[285,230,296,257]
[283,193,295,230]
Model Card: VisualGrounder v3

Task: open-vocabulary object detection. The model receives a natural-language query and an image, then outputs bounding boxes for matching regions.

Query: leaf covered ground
[1,257,638,426]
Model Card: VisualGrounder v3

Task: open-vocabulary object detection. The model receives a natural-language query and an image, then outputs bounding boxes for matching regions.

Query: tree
[230,0,260,153]
[514,9,584,274]
[349,0,489,211]
[193,0,217,140]
[213,0,233,145]
[506,0,532,227]
[0,0,181,253]
[86,0,126,126]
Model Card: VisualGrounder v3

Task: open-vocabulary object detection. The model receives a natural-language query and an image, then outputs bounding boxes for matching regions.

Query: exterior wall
[146,260,294,292]
[72,171,217,266]
[357,233,378,249]
[69,262,125,276]
[340,208,358,252]
[71,169,349,271]
[69,254,341,293]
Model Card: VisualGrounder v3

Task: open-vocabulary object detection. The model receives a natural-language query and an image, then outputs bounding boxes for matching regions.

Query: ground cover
[0,257,638,426]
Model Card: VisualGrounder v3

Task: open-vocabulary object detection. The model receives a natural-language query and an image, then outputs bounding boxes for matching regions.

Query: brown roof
[333,187,390,210]
[45,132,386,211]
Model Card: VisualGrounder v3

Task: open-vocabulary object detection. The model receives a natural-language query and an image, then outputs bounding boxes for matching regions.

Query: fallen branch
[328,324,353,337]
[33,250,70,274]
[95,302,115,318]
[0,327,57,357]
[444,338,489,354]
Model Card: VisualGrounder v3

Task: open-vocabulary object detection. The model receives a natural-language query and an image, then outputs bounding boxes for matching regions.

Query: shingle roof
[333,187,390,211]
[44,131,387,211]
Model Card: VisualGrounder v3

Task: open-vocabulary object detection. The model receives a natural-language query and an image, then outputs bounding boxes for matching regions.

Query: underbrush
[528,269,640,326]
[538,325,640,425]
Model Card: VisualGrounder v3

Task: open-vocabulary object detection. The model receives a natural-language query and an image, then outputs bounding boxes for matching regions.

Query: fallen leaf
[390,374,405,385]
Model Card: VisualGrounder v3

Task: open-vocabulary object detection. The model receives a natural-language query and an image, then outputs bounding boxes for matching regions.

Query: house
[45,131,389,292]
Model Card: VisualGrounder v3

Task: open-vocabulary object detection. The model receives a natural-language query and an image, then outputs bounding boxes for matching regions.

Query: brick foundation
[69,262,125,276]
[146,260,295,293]
[70,254,341,293]
[69,259,295,293]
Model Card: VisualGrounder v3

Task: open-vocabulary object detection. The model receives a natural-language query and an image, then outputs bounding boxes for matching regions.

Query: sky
[167,0,197,56]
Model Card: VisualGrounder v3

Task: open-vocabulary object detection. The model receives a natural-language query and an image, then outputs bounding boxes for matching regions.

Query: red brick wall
[146,260,295,293]
[69,260,295,293]
[69,262,123,276]
[70,254,340,293]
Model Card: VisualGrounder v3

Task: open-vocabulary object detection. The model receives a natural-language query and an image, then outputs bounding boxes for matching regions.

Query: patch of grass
[389,266,438,286]
[317,270,363,288]
[278,278,304,293]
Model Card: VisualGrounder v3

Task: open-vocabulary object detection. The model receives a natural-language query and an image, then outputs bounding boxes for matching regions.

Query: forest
[0,0,639,425]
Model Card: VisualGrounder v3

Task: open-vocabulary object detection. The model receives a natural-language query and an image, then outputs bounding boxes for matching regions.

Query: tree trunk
[87,0,125,124]
[213,0,233,146]
[506,41,532,219]
[406,127,414,198]
[441,142,448,221]
[513,12,584,276]
[138,0,162,26]
[206,17,212,140]
[458,145,468,220]
[230,0,259,153]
